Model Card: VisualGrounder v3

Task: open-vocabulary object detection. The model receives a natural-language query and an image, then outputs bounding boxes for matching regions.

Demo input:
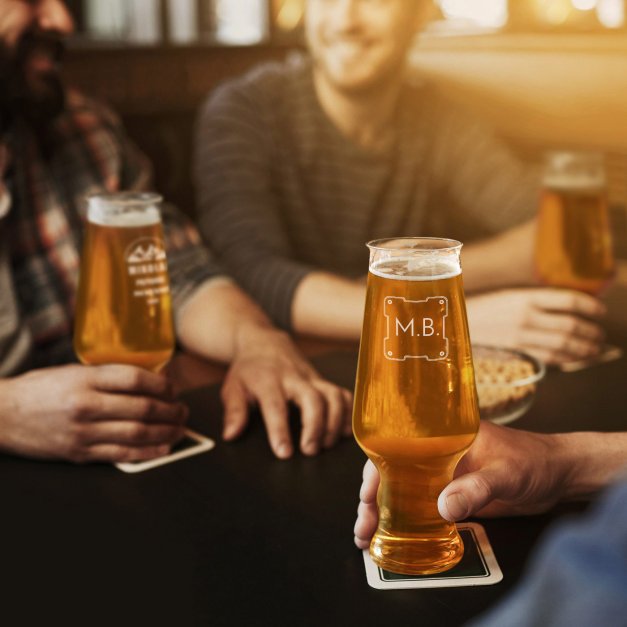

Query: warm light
[535,0,573,25]
[597,0,625,27]
[438,0,508,28]
[275,0,304,31]
[214,0,268,44]
[572,0,598,10]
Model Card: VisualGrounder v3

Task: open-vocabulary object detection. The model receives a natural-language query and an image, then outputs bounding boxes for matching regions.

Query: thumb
[438,467,506,521]
[220,378,250,441]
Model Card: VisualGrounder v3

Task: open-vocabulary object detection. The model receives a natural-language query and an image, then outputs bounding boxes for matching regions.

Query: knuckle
[566,317,579,334]
[127,368,145,389]
[128,422,149,442]
[67,393,92,419]
[136,398,154,420]
[113,447,136,463]
[469,475,493,501]
[327,387,344,409]
[304,387,325,412]
[558,334,572,352]
[67,445,89,464]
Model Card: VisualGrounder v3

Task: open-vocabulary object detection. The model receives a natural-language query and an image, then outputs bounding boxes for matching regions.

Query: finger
[313,383,345,449]
[291,385,326,456]
[520,328,601,360]
[360,460,379,504]
[82,443,172,464]
[79,421,185,447]
[82,393,188,425]
[342,389,354,437]
[354,500,378,549]
[438,467,511,522]
[91,365,174,399]
[220,378,250,441]
[254,379,293,459]
[531,289,606,318]
[528,310,605,342]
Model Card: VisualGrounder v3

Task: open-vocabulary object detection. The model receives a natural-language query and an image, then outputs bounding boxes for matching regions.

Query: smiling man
[195,0,607,366]
[0,0,352,463]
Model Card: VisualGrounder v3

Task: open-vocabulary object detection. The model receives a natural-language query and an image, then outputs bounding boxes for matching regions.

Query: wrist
[552,432,617,501]
[233,322,287,360]
[0,376,21,453]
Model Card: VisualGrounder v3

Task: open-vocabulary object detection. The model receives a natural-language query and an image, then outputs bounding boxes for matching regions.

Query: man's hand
[220,329,353,459]
[0,364,188,463]
[467,288,606,366]
[354,421,569,549]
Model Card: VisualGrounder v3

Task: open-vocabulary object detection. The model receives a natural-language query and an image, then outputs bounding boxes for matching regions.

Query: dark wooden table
[1,315,625,626]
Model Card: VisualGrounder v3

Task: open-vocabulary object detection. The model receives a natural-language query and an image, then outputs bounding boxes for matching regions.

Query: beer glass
[353,238,480,575]
[535,151,615,295]
[74,192,175,373]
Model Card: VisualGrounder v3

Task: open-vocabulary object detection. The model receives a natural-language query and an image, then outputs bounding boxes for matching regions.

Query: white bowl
[473,345,546,425]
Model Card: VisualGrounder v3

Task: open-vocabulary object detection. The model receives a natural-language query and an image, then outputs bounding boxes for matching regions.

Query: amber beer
[535,151,615,294]
[74,192,174,372]
[353,238,479,575]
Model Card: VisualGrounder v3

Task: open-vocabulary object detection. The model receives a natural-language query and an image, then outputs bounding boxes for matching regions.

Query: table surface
[1,299,626,626]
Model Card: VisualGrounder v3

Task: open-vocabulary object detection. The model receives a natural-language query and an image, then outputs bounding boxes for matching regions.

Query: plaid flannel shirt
[2,89,221,370]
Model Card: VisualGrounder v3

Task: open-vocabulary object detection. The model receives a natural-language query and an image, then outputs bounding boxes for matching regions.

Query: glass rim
[86,191,163,206]
[544,149,604,161]
[366,237,462,252]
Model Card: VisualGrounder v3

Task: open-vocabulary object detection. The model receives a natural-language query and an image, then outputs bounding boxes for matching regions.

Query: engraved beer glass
[74,192,175,373]
[353,238,480,575]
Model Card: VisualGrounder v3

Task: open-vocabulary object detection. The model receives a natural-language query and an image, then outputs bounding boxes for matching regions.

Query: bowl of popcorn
[472,345,546,425]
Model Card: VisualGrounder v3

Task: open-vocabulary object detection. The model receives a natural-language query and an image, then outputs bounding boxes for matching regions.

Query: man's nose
[36,0,75,36]
[333,0,363,30]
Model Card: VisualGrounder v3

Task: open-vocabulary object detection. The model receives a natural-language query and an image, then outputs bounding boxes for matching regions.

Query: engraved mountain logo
[126,239,167,264]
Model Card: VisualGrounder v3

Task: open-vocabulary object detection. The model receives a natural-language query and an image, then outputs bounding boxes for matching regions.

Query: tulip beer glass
[74,192,175,372]
[353,238,480,575]
[535,151,615,295]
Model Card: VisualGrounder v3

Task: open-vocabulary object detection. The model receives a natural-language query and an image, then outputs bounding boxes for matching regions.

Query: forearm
[462,219,537,292]
[291,272,366,340]
[554,431,627,500]
[176,279,279,363]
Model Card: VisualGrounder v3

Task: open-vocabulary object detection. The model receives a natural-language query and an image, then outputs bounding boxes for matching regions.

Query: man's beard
[0,31,66,137]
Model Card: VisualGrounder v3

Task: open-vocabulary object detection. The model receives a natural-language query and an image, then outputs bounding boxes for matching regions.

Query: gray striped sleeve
[427,95,540,233]
[194,78,313,330]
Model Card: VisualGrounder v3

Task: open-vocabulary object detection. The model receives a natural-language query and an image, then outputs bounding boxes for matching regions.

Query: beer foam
[544,173,605,191]
[370,257,461,281]
[88,204,161,227]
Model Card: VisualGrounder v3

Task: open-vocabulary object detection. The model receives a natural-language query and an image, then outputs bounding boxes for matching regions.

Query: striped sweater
[195,54,538,330]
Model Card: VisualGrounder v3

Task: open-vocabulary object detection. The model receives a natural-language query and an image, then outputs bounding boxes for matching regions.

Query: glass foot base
[370,532,464,576]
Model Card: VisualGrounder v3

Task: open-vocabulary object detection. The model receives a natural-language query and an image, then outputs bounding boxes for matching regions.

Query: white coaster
[363,523,503,590]
[115,428,215,473]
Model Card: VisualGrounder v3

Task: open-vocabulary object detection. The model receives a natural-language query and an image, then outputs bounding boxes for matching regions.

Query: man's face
[0,0,74,132]
[305,0,424,94]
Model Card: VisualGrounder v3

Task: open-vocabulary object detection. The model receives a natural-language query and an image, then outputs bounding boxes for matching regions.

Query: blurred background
[62,0,627,268]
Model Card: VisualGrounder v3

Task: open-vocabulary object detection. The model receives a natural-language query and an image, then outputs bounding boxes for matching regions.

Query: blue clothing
[472,479,627,627]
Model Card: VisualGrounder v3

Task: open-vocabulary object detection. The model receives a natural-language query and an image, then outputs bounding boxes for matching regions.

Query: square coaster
[115,429,215,473]
[363,523,503,590]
